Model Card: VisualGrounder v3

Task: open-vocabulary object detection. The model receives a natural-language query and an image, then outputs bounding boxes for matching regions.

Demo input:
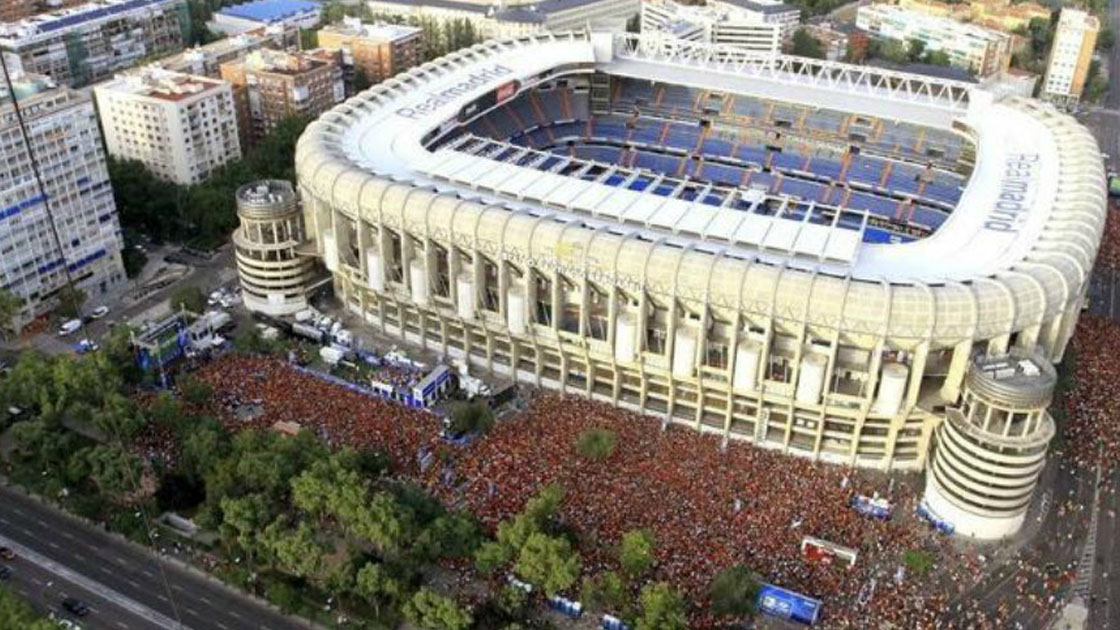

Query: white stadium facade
[290,32,1106,539]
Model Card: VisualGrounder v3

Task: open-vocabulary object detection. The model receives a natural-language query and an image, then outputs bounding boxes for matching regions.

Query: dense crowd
[1092,207,1120,274]
[191,355,440,470]
[176,333,1120,629]
[1061,314,1120,475]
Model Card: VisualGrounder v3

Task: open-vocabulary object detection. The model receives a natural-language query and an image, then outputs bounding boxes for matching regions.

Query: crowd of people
[174,332,1120,629]
[192,355,440,470]
[1060,314,1120,476]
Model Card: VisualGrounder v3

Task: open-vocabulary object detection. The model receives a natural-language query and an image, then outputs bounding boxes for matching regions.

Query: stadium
[293,32,1106,539]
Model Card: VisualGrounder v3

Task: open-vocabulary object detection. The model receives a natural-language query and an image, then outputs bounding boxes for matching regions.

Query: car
[55,619,82,630]
[0,565,12,580]
[88,305,109,319]
[58,319,82,336]
[74,339,99,355]
[61,598,90,617]
[0,547,14,560]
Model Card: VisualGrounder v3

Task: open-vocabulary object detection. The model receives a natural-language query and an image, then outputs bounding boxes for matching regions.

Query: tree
[446,399,494,436]
[576,428,617,460]
[352,491,415,552]
[636,582,688,630]
[55,285,86,319]
[300,28,318,49]
[581,571,628,613]
[475,540,512,575]
[515,532,581,596]
[924,50,951,67]
[907,38,926,62]
[0,586,57,630]
[708,566,761,617]
[170,286,206,313]
[1098,27,1115,51]
[791,29,824,59]
[880,39,909,64]
[619,529,656,580]
[403,588,472,630]
[416,511,482,561]
[0,288,22,338]
[355,562,401,617]
[262,520,325,578]
[84,445,143,501]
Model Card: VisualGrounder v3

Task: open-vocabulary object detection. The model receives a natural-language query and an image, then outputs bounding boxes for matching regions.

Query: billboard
[756,584,822,626]
[457,79,521,123]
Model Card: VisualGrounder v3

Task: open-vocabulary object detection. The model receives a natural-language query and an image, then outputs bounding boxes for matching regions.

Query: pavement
[0,483,315,630]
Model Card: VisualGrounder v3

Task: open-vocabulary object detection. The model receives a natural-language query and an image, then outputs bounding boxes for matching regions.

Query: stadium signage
[395,64,515,120]
[985,153,1039,234]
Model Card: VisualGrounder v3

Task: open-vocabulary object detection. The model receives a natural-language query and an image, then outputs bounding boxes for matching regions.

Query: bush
[266,579,303,614]
[576,428,617,461]
[708,565,760,617]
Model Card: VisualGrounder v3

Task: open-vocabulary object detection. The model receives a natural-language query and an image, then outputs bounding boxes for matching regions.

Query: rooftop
[100,67,226,101]
[319,17,423,40]
[1057,6,1101,30]
[365,0,634,20]
[0,73,58,104]
[235,48,331,74]
[713,0,800,16]
[217,0,320,23]
[0,0,180,43]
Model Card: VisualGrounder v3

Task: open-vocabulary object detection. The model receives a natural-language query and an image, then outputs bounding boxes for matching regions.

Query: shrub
[576,428,617,461]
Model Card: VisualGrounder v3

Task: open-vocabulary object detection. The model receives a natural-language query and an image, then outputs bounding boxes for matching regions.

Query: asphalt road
[2,546,170,630]
[0,484,313,630]
[1088,471,1120,630]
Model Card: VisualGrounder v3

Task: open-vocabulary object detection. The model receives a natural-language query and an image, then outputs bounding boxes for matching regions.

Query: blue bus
[756,584,822,626]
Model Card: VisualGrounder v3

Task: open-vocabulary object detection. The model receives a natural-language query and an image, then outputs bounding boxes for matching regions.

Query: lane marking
[0,533,191,630]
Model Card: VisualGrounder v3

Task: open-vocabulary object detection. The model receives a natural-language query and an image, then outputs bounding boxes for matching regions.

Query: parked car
[0,547,15,560]
[0,565,12,580]
[61,598,90,617]
[89,305,109,319]
[58,319,82,336]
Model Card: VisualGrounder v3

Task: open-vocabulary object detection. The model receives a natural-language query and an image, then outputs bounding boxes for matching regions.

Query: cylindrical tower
[923,351,1057,539]
[232,180,315,316]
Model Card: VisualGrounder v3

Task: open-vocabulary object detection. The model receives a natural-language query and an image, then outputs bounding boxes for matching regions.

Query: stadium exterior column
[939,339,972,403]
[904,341,929,409]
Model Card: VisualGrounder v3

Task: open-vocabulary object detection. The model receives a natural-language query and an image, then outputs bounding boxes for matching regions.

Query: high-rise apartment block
[156,23,299,79]
[0,0,189,89]
[317,18,423,86]
[1042,8,1099,101]
[94,68,242,185]
[219,49,344,147]
[856,4,1012,78]
[0,72,125,330]
[641,0,782,53]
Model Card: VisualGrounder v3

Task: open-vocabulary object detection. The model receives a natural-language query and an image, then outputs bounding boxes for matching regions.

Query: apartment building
[156,23,299,78]
[317,18,423,86]
[856,4,1012,78]
[0,72,125,330]
[0,0,189,89]
[210,0,323,35]
[365,0,641,40]
[641,0,781,53]
[94,68,241,185]
[897,0,1050,33]
[709,0,799,40]
[0,0,86,23]
[1042,8,1099,101]
[219,49,344,147]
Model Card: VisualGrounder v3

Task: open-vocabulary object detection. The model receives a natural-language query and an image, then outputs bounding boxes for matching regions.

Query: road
[1088,469,1120,630]
[0,484,313,630]
[3,548,169,630]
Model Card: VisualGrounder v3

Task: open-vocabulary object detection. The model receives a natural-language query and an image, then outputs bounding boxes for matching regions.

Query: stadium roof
[714,0,799,15]
[365,0,630,20]
[217,0,320,23]
[298,33,1104,324]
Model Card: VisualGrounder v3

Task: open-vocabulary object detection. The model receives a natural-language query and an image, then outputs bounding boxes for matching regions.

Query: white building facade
[365,0,640,40]
[641,0,781,53]
[856,4,1012,78]
[1042,8,1099,101]
[95,68,242,186]
[0,73,126,330]
[0,0,189,88]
